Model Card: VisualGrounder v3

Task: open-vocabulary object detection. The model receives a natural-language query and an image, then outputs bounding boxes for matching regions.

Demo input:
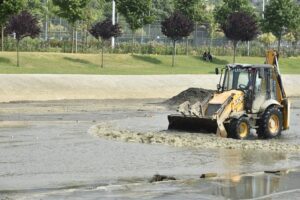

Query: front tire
[258,106,283,139]
[228,117,250,140]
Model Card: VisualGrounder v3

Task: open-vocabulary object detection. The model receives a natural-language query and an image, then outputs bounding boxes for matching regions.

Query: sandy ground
[0,99,300,199]
[0,72,300,199]
[0,74,300,102]
[89,98,300,153]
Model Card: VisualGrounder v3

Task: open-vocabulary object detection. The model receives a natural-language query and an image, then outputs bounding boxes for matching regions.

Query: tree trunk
[101,40,104,68]
[71,27,74,53]
[85,24,89,52]
[277,35,281,53]
[233,41,237,63]
[75,30,78,53]
[17,40,20,67]
[209,37,212,52]
[131,30,135,55]
[172,40,176,67]
[185,37,188,56]
[1,25,4,52]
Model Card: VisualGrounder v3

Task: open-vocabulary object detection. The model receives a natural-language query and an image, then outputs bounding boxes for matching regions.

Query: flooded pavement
[0,99,300,199]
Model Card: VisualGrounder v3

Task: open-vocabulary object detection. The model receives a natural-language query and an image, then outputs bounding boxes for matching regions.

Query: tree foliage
[261,0,298,52]
[214,0,255,26]
[85,0,105,22]
[115,0,154,32]
[52,0,90,25]
[25,0,43,17]
[202,5,220,51]
[152,0,174,19]
[5,10,40,66]
[5,10,40,41]
[175,0,205,23]
[89,18,121,68]
[258,33,276,47]
[222,11,258,62]
[286,2,300,50]
[0,0,25,51]
[0,0,24,25]
[115,0,154,54]
[53,0,90,53]
[89,19,121,40]
[161,11,194,41]
[161,11,194,66]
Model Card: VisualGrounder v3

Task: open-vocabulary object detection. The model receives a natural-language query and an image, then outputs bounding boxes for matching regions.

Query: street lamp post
[112,0,116,49]
[263,0,265,18]
[45,0,48,41]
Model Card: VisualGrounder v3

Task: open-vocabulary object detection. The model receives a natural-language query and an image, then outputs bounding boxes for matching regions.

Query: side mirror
[215,68,219,75]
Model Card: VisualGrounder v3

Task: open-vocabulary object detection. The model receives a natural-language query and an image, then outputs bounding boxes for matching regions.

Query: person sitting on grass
[202,51,213,62]
[207,52,213,62]
[202,52,207,61]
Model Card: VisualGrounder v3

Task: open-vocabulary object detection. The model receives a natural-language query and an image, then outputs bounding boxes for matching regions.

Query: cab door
[252,68,268,113]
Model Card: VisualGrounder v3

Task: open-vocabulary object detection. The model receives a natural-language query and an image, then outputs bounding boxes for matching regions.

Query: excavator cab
[218,64,281,114]
[168,50,290,140]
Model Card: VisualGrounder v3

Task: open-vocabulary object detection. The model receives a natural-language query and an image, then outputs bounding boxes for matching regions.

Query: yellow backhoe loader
[168,50,290,139]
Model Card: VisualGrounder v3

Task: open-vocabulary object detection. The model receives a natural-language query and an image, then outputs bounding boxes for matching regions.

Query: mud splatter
[89,123,300,153]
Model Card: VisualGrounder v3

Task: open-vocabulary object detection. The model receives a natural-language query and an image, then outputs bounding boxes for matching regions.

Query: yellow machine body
[168,50,290,139]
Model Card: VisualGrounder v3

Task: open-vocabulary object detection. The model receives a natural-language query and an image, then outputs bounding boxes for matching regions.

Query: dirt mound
[165,88,215,106]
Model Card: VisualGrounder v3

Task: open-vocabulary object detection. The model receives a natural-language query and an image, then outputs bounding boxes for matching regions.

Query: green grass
[0,52,299,74]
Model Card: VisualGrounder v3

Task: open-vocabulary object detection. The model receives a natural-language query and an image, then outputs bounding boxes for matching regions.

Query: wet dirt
[0,99,300,200]
[164,88,214,106]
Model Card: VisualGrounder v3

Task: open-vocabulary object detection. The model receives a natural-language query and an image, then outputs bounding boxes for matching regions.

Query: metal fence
[2,17,300,57]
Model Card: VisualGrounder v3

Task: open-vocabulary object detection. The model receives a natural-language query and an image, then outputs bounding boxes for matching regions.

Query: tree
[82,0,105,51]
[288,3,300,52]
[222,11,258,63]
[175,0,206,55]
[5,11,40,67]
[25,0,56,44]
[89,19,121,68]
[213,0,256,57]
[202,5,219,52]
[262,0,297,52]
[161,11,194,67]
[175,0,205,22]
[115,0,154,54]
[214,0,255,26]
[152,0,174,19]
[258,33,276,48]
[52,0,90,53]
[0,0,25,51]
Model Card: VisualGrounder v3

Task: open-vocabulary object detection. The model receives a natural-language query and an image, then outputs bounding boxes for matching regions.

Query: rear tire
[257,106,283,139]
[228,117,250,140]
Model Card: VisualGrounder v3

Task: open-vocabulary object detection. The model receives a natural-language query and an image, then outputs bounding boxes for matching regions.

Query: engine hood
[209,90,244,105]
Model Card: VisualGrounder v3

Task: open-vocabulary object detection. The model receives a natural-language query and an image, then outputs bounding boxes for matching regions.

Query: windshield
[222,67,255,91]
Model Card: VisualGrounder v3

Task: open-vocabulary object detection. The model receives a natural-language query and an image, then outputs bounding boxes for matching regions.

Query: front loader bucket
[168,115,217,133]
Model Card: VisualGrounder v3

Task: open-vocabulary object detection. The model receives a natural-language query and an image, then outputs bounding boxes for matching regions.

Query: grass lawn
[0,52,299,74]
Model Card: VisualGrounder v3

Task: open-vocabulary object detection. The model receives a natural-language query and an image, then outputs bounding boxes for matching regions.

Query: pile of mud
[89,124,300,153]
[164,88,215,106]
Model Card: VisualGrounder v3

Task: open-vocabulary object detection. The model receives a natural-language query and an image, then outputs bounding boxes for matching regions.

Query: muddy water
[0,99,300,199]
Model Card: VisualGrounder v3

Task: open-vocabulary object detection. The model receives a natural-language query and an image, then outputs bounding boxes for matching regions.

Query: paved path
[0,74,299,102]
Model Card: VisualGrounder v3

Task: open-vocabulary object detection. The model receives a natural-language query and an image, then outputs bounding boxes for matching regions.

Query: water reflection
[218,149,289,174]
[211,174,282,199]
